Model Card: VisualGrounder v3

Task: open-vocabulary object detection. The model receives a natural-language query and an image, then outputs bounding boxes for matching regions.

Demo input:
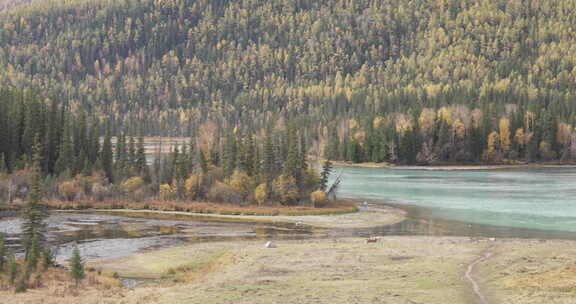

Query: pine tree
[26,234,40,272]
[319,160,333,192]
[135,136,148,180]
[101,127,114,183]
[8,254,17,285]
[115,132,127,179]
[55,118,74,175]
[222,132,237,177]
[42,248,55,269]
[69,247,85,287]
[22,140,48,260]
[127,136,136,170]
[0,232,6,271]
[262,131,275,179]
[0,154,6,173]
[284,129,300,180]
[87,119,100,167]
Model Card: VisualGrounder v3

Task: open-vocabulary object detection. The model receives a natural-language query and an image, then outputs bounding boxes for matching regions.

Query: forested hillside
[1,0,576,164]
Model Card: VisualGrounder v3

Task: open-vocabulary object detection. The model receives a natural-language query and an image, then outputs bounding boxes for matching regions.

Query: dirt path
[465,246,494,304]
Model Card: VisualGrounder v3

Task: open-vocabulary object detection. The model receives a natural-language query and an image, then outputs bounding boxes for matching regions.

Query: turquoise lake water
[336,166,576,232]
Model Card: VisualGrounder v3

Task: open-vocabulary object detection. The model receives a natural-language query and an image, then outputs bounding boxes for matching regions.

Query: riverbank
[3,236,576,304]
[315,159,576,171]
[44,200,359,217]
[58,203,404,230]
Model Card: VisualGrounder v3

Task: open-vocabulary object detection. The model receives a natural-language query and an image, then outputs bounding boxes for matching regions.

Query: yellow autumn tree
[452,119,466,140]
[121,176,144,193]
[487,131,500,153]
[557,123,573,147]
[254,183,267,206]
[418,108,436,135]
[229,170,252,198]
[514,128,525,147]
[159,184,176,201]
[437,106,452,124]
[273,174,299,205]
[499,118,511,152]
[184,174,202,199]
[310,190,327,208]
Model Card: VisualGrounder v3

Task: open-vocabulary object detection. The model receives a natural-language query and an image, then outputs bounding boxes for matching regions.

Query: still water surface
[337,166,576,232]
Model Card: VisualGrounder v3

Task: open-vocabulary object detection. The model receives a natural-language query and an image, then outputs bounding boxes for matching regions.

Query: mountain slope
[0,0,575,163]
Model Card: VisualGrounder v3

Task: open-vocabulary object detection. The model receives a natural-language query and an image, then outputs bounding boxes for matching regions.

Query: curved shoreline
[57,203,406,230]
[317,159,576,170]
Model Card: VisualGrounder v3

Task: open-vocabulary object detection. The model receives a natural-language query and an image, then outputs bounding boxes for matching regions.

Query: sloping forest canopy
[1,0,576,165]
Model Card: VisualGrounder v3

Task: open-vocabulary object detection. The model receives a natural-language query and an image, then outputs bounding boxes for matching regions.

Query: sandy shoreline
[59,204,405,230]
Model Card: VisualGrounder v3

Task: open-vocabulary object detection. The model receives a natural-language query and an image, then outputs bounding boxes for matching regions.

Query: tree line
[324,104,576,164]
[0,88,330,208]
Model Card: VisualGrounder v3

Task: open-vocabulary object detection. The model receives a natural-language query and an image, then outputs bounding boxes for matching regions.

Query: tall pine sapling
[26,234,40,273]
[22,140,48,261]
[8,254,17,285]
[42,247,56,269]
[0,232,5,271]
[69,247,85,287]
[319,160,333,192]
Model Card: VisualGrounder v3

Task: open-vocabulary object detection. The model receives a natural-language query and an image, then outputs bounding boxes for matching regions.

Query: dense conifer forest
[0,88,330,208]
[1,0,576,169]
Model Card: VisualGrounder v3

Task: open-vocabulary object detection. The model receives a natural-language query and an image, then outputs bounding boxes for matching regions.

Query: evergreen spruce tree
[87,119,100,167]
[8,254,17,285]
[0,154,6,173]
[128,136,136,170]
[262,131,275,179]
[319,160,333,192]
[115,132,127,179]
[55,118,74,175]
[42,247,56,269]
[284,129,300,180]
[0,232,5,271]
[22,140,48,261]
[135,136,149,180]
[101,127,114,183]
[196,148,208,173]
[69,247,85,287]
[222,132,237,177]
[26,234,40,272]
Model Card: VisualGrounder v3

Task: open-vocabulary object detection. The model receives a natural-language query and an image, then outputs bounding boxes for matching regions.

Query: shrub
[229,170,252,198]
[206,182,243,204]
[159,184,177,201]
[121,176,145,193]
[92,183,111,201]
[184,174,202,199]
[254,183,267,205]
[58,180,81,201]
[273,174,299,205]
[310,190,327,207]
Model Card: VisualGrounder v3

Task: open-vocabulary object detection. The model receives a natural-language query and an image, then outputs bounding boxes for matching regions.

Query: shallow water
[336,166,576,233]
[0,212,313,263]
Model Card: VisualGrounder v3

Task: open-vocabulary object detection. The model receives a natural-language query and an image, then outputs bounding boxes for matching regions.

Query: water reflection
[349,203,576,241]
[0,212,314,262]
[2,206,576,264]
